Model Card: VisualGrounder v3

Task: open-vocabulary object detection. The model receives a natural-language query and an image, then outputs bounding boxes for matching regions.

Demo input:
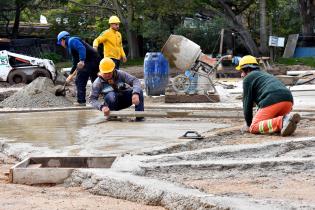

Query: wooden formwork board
[165,94,220,103]
[10,156,116,184]
[283,34,299,58]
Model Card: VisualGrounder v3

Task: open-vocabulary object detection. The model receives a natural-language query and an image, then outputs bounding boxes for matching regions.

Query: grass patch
[40,52,63,63]
[55,57,144,71]
[276,57,315,68]
[55,61,73,70]
[121,57,144,67]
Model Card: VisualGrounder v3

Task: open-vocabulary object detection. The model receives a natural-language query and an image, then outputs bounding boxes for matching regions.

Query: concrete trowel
[178,131,204,139]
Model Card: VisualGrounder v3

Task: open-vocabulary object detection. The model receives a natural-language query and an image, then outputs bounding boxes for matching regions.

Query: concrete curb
[64,169,302,210]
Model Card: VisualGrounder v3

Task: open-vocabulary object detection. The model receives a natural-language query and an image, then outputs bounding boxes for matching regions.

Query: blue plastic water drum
[185,70,198,94]
[144,52,169,96]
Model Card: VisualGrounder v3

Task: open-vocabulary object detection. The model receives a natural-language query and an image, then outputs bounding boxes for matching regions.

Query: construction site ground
[0,65,315,210]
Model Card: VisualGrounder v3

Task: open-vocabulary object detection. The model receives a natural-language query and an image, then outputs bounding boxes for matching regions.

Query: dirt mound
[0,77,73,108]
[120,65,181,79]
[269,64,313,75]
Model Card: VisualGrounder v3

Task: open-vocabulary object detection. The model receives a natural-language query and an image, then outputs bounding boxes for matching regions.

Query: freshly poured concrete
[1,106,314,209]
[0,110,228,156]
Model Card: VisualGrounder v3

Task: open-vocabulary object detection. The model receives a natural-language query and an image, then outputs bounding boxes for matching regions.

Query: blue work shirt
[66,37,99,74]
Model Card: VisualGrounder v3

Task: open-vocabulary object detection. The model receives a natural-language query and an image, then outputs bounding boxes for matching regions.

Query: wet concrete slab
[0,110,229,156]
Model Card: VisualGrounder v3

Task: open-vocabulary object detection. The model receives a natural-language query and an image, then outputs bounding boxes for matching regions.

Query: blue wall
[293,47,315,58]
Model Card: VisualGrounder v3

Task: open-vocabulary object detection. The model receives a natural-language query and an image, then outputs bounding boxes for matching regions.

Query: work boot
[281,113,301,137]
[73,102,86,106]
[104,115,118,121]
[135,117,145,122]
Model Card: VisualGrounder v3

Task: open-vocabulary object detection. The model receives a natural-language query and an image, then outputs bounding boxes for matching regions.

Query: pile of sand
[0,77,73,108]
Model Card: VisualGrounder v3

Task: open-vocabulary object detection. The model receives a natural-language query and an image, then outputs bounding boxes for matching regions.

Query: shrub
[40,52,63,63]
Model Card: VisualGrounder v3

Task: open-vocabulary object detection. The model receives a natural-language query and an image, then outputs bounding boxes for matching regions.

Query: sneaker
[281,113,301,136]
[73,102,86,106]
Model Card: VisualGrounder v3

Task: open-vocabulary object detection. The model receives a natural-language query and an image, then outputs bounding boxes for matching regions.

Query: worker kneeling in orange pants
[236,55,300,136]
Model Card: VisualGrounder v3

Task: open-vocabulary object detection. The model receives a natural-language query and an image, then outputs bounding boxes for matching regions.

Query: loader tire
[32,69,51,81]
[8,71,27,85]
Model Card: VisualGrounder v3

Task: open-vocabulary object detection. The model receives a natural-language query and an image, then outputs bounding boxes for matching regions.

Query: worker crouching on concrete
[237,55,300,136]
[57,31,101,106]
[89,57,144,121]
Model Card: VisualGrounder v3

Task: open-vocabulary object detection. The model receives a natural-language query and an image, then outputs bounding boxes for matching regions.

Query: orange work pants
[249,101,293,134]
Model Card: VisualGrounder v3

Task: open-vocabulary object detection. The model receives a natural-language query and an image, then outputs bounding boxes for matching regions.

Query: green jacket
[243,70,293,126]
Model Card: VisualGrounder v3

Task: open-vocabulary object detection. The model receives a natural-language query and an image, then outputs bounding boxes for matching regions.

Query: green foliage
[1,0,305,60]
[141,19,170,51]
[269,0,301,37]
[40,52,63,63]
[138,0,202,52]
[42,0,102,39]
[140,0,200,22]
[276,57,315,68]
[174,17,227,54]
[95,17,109,35]
[55,61,73,69]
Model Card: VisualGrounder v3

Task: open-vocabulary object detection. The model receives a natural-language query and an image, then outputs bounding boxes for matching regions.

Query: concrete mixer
[161,35,231,102]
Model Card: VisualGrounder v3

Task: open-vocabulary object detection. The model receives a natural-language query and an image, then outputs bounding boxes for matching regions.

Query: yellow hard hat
[108,15,120,24]
[236,55,258,70]
[99,57,115,73]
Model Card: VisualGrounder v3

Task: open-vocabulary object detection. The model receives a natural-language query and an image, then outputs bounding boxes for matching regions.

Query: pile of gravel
[0,90,16,102]
[0,77,73,108]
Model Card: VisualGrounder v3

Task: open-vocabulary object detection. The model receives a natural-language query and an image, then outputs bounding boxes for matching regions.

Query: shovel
[55,81,67,96]
[55,69,77,96]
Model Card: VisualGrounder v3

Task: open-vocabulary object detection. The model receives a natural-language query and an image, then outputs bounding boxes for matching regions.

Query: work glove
[66,74,74,83]
[132,94,140,105]
[77,61,85,70]
[66,69,78,83]
[240,124,249,134]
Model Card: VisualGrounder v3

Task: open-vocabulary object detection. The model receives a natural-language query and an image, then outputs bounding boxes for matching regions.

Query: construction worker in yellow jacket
[93,15,127,69]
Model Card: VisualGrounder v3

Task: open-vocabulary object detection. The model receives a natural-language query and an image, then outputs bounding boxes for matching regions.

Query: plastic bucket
[144,52,169,96]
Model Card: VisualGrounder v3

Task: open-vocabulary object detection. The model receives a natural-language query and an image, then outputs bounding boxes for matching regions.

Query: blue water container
[144,52,169,96]
[185,70,198,94]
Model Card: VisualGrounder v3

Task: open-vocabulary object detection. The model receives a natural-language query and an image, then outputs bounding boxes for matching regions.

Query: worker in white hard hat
[236,55,300,136]
[93,15,127,69]
[89,57,144,121]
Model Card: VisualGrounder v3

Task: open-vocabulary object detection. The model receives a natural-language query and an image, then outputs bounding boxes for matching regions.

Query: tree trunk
[112,0,140,59]
[217,0,260,56]
[259,0,268,55]
[0,13,11,36]
[235,22,261,57]
[298,0,315,35]
[12,3,21,38]
[122,16,140,59]
[269,15,274,61]
[126,30,140,59]
[125,0,139,59]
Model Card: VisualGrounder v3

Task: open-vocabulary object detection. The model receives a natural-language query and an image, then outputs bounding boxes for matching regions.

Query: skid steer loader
[0,50,57,85]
